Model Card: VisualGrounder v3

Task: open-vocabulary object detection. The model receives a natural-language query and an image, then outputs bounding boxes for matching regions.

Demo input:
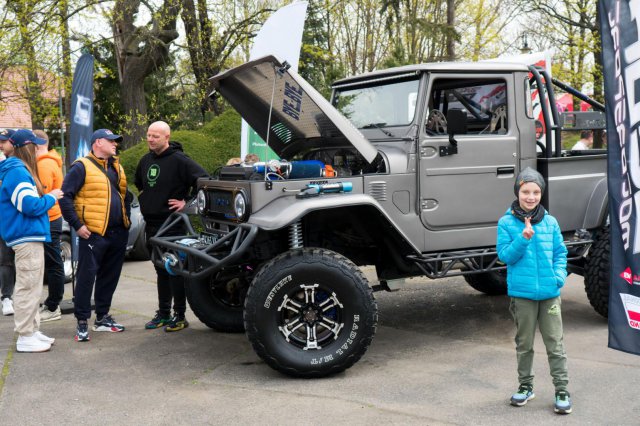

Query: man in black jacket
[135,121,208,332]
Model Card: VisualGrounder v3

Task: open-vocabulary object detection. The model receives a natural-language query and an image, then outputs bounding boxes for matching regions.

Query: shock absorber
[289,221,303,249]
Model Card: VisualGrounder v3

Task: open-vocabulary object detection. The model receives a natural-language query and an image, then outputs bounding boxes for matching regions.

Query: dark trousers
[43,217,65,310]
[74,227,128,321]
[146,222,186,316]
[0,237,15,300]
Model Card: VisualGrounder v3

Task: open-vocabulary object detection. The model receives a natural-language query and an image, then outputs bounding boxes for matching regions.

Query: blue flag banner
[600,0,640,355]
[68,53,94,264]
[69,53,94,164]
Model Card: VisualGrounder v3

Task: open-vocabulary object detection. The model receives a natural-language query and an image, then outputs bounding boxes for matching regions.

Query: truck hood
[208,55,378,163]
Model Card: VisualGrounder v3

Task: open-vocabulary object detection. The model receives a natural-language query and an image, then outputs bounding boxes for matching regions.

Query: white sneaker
[34,331,55,345]
[40,305,62,322]
[16,334,51,353]
[2,298,14,316]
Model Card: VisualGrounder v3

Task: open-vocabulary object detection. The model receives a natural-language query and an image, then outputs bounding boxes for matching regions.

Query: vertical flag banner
[69,53,94,164]
[68,52,94,266]
[240,1,308,161]
[600,0,640,355]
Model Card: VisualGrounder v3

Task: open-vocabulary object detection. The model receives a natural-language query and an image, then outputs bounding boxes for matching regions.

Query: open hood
[209,55,378,163]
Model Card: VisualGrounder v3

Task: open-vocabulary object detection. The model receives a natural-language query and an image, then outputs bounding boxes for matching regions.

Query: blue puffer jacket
[497,208,568,300]
[0,157,55,246]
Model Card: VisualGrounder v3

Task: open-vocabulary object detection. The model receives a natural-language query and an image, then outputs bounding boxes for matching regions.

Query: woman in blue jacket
[0,129,63,353]
[497,167,571,414]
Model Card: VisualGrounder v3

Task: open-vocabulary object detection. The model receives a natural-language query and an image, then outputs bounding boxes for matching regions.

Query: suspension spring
[289,221,303,249]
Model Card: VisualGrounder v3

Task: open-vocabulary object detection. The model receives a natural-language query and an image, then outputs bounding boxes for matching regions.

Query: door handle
[497,167,515,175]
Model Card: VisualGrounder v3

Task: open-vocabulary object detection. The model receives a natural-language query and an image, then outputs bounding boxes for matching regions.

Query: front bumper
[148,213,258,279]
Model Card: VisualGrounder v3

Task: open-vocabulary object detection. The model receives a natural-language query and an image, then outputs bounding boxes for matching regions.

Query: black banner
[601,0,640,355]
[68,53,94,264]
[69,53,94,163]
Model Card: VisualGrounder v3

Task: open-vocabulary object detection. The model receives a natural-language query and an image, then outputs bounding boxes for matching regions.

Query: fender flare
[583,177,608,228]
[248,193,421,253]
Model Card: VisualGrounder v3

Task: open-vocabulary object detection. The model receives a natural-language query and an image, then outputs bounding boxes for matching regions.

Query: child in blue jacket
[497,167,571,414]
[0,129,63,353]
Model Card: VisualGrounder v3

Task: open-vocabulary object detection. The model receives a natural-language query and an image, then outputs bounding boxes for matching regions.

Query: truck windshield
[333,77,420,128]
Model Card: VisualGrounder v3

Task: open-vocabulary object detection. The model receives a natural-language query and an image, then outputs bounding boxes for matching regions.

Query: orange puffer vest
[73,153,130,236]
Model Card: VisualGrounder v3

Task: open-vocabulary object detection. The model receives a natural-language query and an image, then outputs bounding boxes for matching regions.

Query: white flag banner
[241,1,308,160]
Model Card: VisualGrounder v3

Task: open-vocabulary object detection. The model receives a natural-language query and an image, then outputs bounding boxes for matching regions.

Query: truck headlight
[197,189,206,213]
[234,192,247,220]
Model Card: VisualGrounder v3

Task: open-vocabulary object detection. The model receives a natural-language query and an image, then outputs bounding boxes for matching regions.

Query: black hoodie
[134,141,208,225]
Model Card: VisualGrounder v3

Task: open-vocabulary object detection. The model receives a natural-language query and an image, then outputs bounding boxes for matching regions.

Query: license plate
[200,232,222,245]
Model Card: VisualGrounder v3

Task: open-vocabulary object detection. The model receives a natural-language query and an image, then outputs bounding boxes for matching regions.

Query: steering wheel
[426,109,447,134]
[536,140,546,156]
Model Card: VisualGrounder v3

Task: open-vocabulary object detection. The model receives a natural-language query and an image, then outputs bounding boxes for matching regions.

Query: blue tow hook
[163,253,179,276]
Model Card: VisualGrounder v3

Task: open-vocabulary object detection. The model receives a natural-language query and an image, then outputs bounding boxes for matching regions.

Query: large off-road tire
[584,226,609,318]
[60,233,72,283]
[464,270,507,295]
[185,267,248,332]
[244,248,377,378]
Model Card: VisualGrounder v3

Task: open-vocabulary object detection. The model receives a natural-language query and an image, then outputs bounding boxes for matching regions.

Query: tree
[298,0,343,98]
[112,0,180,148]
[180,0,272,117]
[379,0,460,68]
[4,0,59,129]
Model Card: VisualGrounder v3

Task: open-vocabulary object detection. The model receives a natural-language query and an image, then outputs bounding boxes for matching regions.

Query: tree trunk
[60,0,73,166]
[446,0,455,60]
[112,0,179,148]
[9,0,47,129]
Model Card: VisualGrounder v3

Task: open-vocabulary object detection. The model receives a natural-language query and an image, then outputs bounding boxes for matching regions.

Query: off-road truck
[149,55,608,378]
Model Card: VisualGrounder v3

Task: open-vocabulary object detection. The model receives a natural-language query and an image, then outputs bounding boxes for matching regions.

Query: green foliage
[92,41,203,138]
[119,109,242,185]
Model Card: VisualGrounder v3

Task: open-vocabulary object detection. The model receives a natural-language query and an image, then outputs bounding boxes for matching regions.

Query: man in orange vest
[60,129,131,342]
[34,130,65,322]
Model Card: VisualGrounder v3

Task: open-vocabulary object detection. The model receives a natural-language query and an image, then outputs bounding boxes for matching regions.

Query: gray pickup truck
[149,55,608,378]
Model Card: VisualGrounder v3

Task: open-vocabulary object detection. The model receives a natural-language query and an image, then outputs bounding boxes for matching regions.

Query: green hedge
[119,109,242,185]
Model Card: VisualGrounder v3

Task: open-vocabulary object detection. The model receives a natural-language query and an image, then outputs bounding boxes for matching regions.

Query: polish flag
[620,293,640,328]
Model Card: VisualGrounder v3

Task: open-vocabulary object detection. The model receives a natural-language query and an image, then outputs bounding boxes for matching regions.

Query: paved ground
[0,260,638,425]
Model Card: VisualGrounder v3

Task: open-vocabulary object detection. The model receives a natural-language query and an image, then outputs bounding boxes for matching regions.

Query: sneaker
[554,390,572,414]
[164,314,189,332]
[40,305,62,322]
[510,384,535,406]
[145,311,172,329]
[2,298,14,316]
[34,331,55,345]
[93,314,125,332]
[16,334,51,352]
[75,320,90,342]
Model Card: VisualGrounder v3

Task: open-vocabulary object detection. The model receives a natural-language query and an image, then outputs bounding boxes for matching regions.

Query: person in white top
[571,131,593,150]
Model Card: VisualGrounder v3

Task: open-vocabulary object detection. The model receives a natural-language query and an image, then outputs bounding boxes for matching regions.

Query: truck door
[419,74,519,230]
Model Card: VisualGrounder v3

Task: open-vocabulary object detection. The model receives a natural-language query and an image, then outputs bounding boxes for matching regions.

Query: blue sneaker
[75,320,90,342]
[93,314,125,332]
[554,390,572,414]
[510,384,535,406]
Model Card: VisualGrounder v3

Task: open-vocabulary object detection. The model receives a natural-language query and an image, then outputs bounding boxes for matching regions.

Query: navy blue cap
[91,129,123,144]
[0,128,16,141]
[7,129,46,147]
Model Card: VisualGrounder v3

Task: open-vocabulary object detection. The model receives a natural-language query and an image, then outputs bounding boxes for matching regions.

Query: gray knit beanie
[514,167,545,196]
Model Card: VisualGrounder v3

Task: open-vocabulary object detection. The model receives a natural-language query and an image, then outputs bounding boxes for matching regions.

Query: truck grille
[206,189,236,218]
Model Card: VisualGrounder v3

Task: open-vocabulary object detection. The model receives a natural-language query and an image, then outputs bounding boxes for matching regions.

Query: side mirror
[440,109,467,156]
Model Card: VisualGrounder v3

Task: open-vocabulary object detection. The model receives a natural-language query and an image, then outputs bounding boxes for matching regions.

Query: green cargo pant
[509,296,568,392]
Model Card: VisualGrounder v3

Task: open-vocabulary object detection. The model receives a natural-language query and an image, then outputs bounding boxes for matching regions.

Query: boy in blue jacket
[497,167,571,414]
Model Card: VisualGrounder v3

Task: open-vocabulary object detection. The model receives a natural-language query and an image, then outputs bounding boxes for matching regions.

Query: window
[425,78,508,136]
[333,77,420,128]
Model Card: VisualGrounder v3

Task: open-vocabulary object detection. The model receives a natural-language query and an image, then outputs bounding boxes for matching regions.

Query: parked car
[60,190,149,283]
